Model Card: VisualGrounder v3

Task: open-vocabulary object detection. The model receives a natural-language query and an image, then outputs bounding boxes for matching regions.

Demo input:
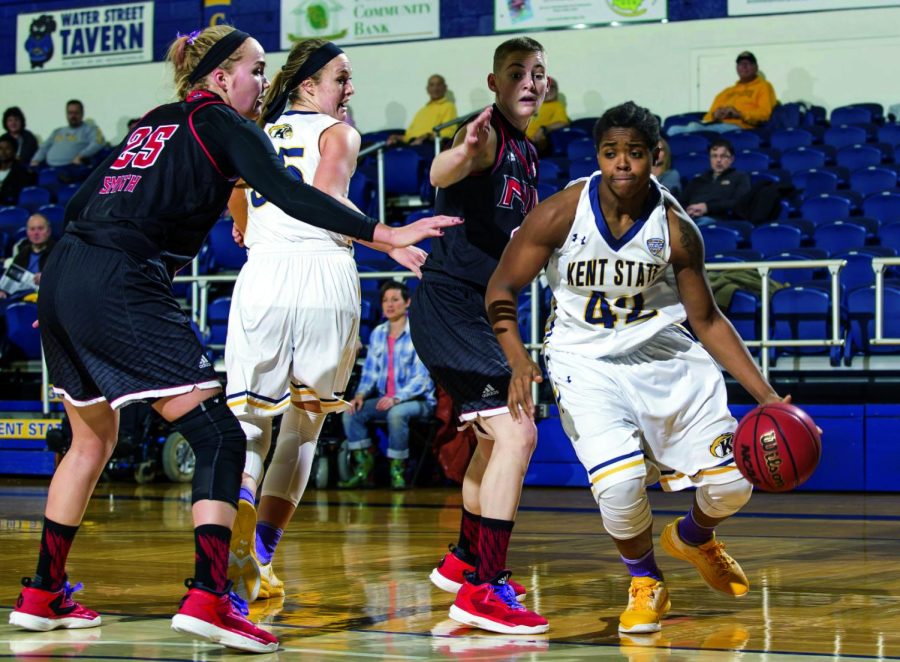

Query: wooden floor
[1,478,898,661]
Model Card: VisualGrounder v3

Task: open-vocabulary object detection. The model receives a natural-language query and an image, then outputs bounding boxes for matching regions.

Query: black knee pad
[173,394,246,506]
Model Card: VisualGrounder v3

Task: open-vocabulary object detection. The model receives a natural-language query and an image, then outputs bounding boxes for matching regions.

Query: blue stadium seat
[750,171,780,187]
[348,172,375,218]
[726,289,760,350]
[792,169,838,196]
[569,117,600,134]
[676,152,710,181]
[879,222,900,253]
[667,133,708,157]
[0,206,29,233]
[56,183,81,207]
[845,285,900,365]
[765,252,819,285]
[17,186,51,213]
[725,130,762,151]
[876,123,900,148]
[353,242,392,269]
[734,149,770,172]
[383,148,424,197]
[781,147,826,174]
[751,223,802,255]
[850,166,897,197]
[663,112,706,133]
[206,296,231,352]
[701,225,740,254]
[823,125,868,150]
[711,219,754,242]
[862,191,900,225]
[801,194,853,226]
[538,158,565,183]
[813,221,867,256]
[769,128,813,151]
[835,250,878,292]
[537,181,560,200]
[780,218,815,241]
[36,204,65,237]
[549,127,589,157]
[566,137,596,161]
[830,105,875,126]
[836,145,882,171]
[770,286,840,366]
[36,168,62,197]
[568,158,597,181]
[207,219,247,271]
[5,302,42,360]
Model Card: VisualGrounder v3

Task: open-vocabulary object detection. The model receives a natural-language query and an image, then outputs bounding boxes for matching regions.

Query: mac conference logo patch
[646,237,665,256]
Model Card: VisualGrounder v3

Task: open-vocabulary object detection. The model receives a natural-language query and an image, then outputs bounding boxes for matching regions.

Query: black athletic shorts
[409,271,510,420]
[38,234,219,409]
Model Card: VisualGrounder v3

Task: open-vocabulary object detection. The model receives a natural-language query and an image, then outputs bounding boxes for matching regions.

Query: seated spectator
[0,135,35,206]
[30,99,105,168]
[526,76,570,155]
[681,138,751,226]
[340,281,436,489]
[652,138,681,198]
[1,107,39,164]
[388,75,458,146]
[670,51,777,135]
[0,213,55,300]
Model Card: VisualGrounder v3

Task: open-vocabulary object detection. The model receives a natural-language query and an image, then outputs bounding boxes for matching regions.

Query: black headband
[187,29,251,85]
[262,42,344,125]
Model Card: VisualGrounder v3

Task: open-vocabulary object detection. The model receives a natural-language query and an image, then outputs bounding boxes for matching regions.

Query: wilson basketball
[733,403,821,492]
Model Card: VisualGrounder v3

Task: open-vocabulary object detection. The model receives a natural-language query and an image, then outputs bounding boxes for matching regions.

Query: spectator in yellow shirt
[670,51,777,136]
[526,77,570,155]
[389,75,458,145]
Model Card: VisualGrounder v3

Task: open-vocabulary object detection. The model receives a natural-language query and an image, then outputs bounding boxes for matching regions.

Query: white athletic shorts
[544,325,740,500]
[225,244,359,417]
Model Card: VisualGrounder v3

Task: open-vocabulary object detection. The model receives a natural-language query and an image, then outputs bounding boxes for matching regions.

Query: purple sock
[239,486,255,505]
[677,508,715,546]
[621,548,664,580]
[256,521,283,565]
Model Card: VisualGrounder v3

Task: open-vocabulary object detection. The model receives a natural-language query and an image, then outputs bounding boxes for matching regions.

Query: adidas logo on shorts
[481,384,500,398]
[198,355,211,369]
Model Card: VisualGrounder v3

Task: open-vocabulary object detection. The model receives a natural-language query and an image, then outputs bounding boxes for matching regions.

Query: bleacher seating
[751,223,802,255]
[781,146,827,173]
[17,186,51,213]
[850,166,897,197]
[836,144,882,171]
[813,221,867,255]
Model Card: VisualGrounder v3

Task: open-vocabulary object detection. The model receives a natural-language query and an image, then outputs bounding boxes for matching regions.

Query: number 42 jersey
[544,173,686,359]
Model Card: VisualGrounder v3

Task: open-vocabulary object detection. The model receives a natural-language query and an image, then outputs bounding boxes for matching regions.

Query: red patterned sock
[457,508,481,559]
[194,524,231,593]
[34,517,79,591]
[477,516,514,583]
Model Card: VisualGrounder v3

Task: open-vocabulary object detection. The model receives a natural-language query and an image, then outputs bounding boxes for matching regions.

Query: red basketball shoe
[8,578,101,631]
[430,545,526,601]
[171,579,278,653]
[448,572,548,635]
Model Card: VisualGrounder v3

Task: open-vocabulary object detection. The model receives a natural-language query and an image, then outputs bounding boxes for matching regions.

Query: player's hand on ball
[508,355,542,422]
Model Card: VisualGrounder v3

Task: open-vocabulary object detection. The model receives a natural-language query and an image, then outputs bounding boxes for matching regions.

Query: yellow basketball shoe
[619,577,671,634]
[660,518,749,597]
[257,562,284,600]
[228,500,261,602]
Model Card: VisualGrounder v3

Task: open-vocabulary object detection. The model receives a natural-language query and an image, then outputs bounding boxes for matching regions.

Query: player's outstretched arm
[667,205,781,405]
[486,186,579,421]
[430,106,496,189]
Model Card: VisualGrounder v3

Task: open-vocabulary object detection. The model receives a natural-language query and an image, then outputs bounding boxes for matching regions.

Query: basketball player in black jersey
[7,25,459,653]
[409,37,549,634]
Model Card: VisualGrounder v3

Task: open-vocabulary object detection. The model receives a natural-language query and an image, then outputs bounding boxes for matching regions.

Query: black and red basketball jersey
[426,104,539,288]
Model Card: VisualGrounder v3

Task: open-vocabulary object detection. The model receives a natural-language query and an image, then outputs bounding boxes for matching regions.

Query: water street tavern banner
[280,0,440,49]
[16,2,154,73]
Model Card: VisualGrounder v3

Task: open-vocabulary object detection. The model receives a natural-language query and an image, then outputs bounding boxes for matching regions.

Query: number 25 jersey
[544,174,686,358]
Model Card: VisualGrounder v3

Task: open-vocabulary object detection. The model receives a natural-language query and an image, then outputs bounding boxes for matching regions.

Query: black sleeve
[199,108,378,242]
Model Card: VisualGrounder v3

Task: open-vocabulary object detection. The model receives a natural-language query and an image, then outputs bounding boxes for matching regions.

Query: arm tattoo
[677,216,704,269]
[487,300,518,335]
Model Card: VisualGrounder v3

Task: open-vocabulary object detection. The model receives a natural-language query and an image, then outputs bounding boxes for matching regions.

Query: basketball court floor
[1,479,898,661]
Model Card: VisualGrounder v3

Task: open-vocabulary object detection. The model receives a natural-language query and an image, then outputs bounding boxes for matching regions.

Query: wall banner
[280,0,440,49]
[728,0,899,16]
[16,2,153,73]
[495,0,666,33]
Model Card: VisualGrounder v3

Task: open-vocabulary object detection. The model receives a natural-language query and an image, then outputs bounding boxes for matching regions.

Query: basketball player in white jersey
[223,39,430,602]
[485,101,788,634]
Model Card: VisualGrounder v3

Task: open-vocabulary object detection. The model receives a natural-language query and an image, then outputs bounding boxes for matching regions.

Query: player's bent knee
[598,477,653,540]
[696,476,753,519]
[173,394,245,506]
[240,416,272,485]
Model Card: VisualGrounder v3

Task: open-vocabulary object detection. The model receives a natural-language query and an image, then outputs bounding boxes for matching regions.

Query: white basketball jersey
[244,111,351,250]
[544,173,686,358]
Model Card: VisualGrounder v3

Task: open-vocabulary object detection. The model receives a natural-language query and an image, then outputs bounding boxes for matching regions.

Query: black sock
[457,508,481,560]
[194,524,231,593]
[34,517,79,591]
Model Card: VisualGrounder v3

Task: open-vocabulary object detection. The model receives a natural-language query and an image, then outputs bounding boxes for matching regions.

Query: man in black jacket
[1,212,55,300]
[0,135,35,206]
[681,138,751,226]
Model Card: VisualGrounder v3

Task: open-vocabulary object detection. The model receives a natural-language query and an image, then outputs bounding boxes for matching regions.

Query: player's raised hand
[388,246,428,278]
[382,215,463,248]
[507,354,543,422]
[463,106,493,155]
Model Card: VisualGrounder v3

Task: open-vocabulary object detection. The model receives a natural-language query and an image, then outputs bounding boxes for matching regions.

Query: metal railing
[34,257,900,414]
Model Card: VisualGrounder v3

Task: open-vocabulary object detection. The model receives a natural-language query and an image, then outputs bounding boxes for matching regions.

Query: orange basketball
[733,403,821,492]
